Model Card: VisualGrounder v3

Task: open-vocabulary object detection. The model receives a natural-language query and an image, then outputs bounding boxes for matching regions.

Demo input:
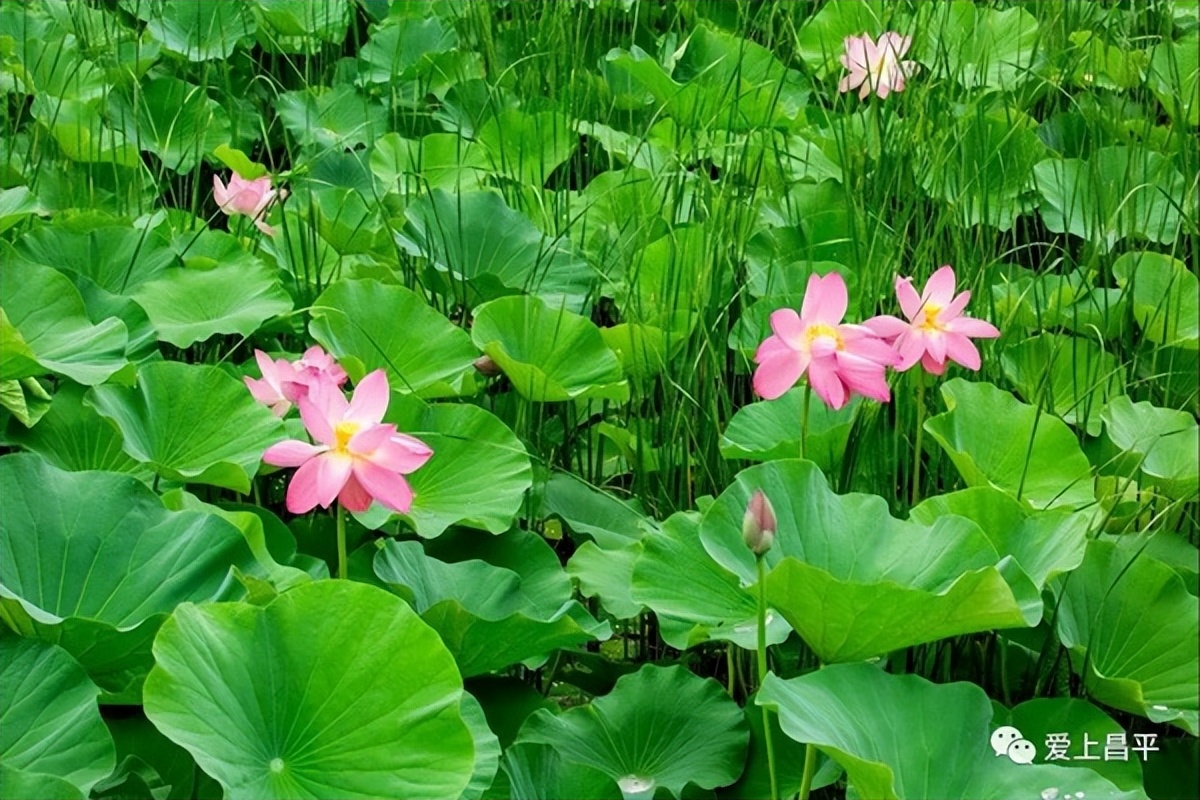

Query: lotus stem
[335,502,347,580]
[911,369,926,506]
[799,740,818,800]
[800,383,812,462]
[757,556,779,800]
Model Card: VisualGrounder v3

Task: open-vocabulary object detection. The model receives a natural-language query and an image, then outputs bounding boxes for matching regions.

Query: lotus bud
[474,355,501,377]
[742,489,776,556]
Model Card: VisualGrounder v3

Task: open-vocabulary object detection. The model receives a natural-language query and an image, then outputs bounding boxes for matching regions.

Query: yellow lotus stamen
[919,304,943,332]
[334,421,359,452]
[805,323,845,350]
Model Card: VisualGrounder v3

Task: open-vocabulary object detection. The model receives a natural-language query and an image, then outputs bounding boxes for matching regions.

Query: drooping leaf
[1000,332,1125,437]
[143,0,254,61]
[721,388,861,476]
[0,454,256,695]
[108,77,231,172]
[920,3,1042,90]
[0,637,115,795]
[309,279,478,397]
[1100,396,1199,500]
[516,664,749,799]
[471,295,628,403]
[88,361,285,493]
[143,580,475,799]
[1111,251,1198,350]
[924,379,1096,510]
[759,664,1143,800]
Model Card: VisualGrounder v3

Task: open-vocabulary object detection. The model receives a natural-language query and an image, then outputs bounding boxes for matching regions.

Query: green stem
[798,740,818,800]
[757,557,779,800]
[911,370,927,506]
[726,642,736,697]
[335,503,347,580]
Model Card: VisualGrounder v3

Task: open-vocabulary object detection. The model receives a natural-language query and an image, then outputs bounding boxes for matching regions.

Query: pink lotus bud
[474,355,501,377]
[742,489,776,556]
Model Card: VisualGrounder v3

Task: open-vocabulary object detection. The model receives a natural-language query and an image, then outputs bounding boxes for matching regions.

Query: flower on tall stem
[213,172,285,236]
[244,346,348,417]
[839,32,919,100]
[742,490,777,557]
[863,265,1001,375]
[262,370,432,514]
[753,273,899,410]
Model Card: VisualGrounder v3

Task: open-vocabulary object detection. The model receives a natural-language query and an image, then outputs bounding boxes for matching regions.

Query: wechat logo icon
[991,726,1036,764]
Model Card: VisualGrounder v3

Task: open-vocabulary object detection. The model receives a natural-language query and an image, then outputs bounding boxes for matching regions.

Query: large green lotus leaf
[488,743,620,800]
[0,637,115,795]
[30,96,141,168]
[0,765,85,800]
[1054,540,1199,734]
[910,487,1089,589]
[304,185,385,255]
[276,86,387,150]
[0,377,52,428]
[719,694,840,800]
[70,273,160,363]
[1033,147,1190,252]
[143,0,254,60]
[108,77,231,172]
[249,0,350,52]
[466,677,557,751]
[1000,332,1124,436]
[143,580,475,799]
[88,361,285,493]
[357,13,457,83]
[758,665,1143,800]
[6,31,107,101]
[131,262,292,347]
[15,222,176,294]
[925,379,1096,510]
[1100,396,1198,500]
[474,110,576,188]
[541,471,651,549]
[720,387,861,476]
[2,383,151,480]
[567,541,643,621]
[516,664,747,798]
[920,2,1041,90]
[396,190,594,313]
[471,296,627,403]
[794,1,888,75]
[309,279,477,397]
[617,225,716,336]
[0,454,255,695]
[0,186,40,233]
[370,132,490,194]
[700,460,1040,663]
[996,698,1144,792]
[0,259,127,385]
[1111,252,1198,350]
[1149,33,1199,127]
[102,714,201,800]
[369,399,532,537]
[374,533,608,677]
[631,512,791,650]
[920,110,1047,231]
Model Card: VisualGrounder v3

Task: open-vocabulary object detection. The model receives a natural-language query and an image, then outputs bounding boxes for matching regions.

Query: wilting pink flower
[262,370,432,514]
[213,172,284,235]
[244,346,348,417]
[753,273,899,409]
[839,32,919,99]
[742,489,777,556]
[864,265,1001,375]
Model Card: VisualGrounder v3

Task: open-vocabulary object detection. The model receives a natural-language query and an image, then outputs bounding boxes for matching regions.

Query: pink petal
[942,290,971,321]
[338,474,373,512]
[926,330,947,363]
[213,175,230,209]
[844,35,868,68]
[923,266,957,306]
[353,460,415,513]
[245,376,285,408]
[769,308,805,346]
[838,73,864,93]
[306,377,349,421]
[876,82,892,99]
[894,332,927,371]
[859,80,872,100]
[843,333,901,366]
[800,273,848,324]
[920,352,948,375]
[346,370,390,425]
[348,422,396,454]
[948,316,1001,338]
[753,348,808,400]
[861,314,909,340]
[372,434,433,474]
[263,439,325,467]
[253,219,276,237]
[901,60,919,77]
[286,454,352,513]
[298,396,337,448]
[835,353,891,403]
[754,334,793,364]
[943,333,981,370]
[896,277,922,320]
[807,358,847,410]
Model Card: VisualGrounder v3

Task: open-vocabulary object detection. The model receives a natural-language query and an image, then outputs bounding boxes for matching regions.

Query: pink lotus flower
[864,265,1001,375]
[262,370,433,514]
[839,32,919,99]
[244,346,348,417]
[213,172,284,236]
[753,273,899,409]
